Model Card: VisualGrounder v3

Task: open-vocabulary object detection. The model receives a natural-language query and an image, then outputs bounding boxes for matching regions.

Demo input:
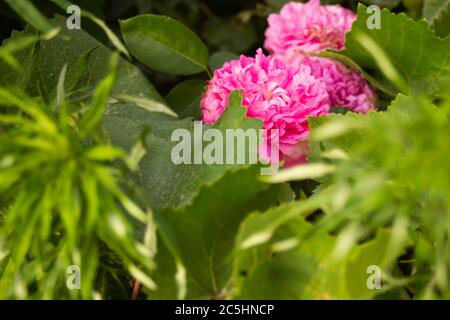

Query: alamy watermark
[171,122,280,175]
[66,5,81,30]
[366,265,382,290]
[366,5,381,30]
[66,265,81,290]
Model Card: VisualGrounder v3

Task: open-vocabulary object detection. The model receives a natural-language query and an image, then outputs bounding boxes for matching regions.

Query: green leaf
[307,112,369,165]
[236,199,324,250]
[208,51,239,72]
[85,145,125,161]
[114,94,177,118]
[50,0,131,59]
[232,210,406,299]
[233,217,337,299]
[165,80,206,119]
[0,33,37,71]
[301,94,449,298]
[341,4,450,96]
[104,91,263,209]
[79,55,119,137]
[344,229,408,299]
[261,163,337,184]
[120,14,209,75]
[0,17,168,112]
[0,87,157,299]
[307,94,416,162]
[150,166,279,299]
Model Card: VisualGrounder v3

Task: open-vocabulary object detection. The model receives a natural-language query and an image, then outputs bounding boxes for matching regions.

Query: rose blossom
[265,0,376,112]
[281,52,377,113]
[264,0,356,55]
[201,49,330,165]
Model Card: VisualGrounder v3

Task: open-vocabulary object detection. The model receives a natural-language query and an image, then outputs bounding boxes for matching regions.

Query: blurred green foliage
[0,53,157,299]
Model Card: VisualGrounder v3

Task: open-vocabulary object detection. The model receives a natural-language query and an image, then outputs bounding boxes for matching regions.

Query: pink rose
[264,0,356,55]
[201,49,330,164]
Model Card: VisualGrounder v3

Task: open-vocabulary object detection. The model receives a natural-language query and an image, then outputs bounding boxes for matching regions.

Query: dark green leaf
[120,14,209,75]
[208,51,239,72]
[165,79,206,119]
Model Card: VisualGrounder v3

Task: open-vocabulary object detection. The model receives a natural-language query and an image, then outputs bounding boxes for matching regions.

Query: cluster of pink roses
[200,0,376,165]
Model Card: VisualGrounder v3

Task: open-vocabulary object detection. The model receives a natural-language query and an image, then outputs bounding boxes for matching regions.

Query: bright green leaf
[423,0,450,25]
[104,91,263,209]
[150,166,279,299]
[342,4,450,96]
